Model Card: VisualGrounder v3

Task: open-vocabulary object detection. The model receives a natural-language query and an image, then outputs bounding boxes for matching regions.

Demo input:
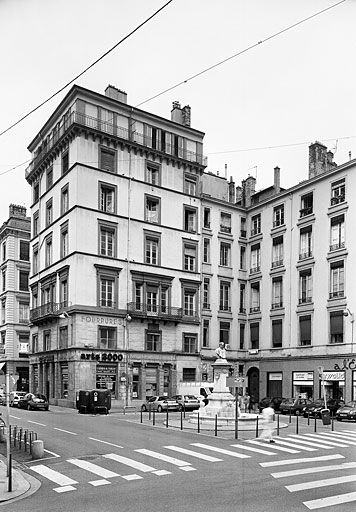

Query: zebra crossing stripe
[190,443,250,459]
[67,459,120,479]
[260,454,344,467]
[31,464,78,487]
[247,440,299,453]
[273,439,316,451]
[135,449,191,467]
[317,433,356,445]
[271,461,356,479]
[89,479,111,487]
[322,432,356,442]
[301,434,349,447]
[54,486,77,493]
[230,444,277,456]
[103,453,157,472]
[286,473,356,492]
[340,430,356,435]
[304,491,356,510]
[164,446,222,462]
[287,436,334,449]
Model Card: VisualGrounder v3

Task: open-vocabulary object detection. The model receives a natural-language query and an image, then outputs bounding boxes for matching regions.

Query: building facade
[25,83,356,407]
[0,204,31,391]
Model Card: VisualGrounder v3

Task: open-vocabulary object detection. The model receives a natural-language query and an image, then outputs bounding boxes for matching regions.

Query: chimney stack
[182,105,191,127]
[308,141,336,178]
[105,85,127,104]
[242,175,256,207]
[228,176,235,203]
[274,166,280,194]
[9,204,26,218]
[171,101,191,126]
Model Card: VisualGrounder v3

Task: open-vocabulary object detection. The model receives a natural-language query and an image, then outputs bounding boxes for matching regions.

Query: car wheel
[141,405,147,412]
[157,405,163,413]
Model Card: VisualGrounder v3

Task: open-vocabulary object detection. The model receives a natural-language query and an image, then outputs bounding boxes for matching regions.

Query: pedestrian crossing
[28,429,356,508]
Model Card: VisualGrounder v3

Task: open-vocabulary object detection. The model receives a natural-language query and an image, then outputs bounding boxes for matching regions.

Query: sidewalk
[0,454,39,503]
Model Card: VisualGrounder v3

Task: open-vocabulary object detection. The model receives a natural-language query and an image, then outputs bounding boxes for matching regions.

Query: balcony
[26,111,207,178]
[299,296,312,305]
[250,307,260,313]
[127,302,183,322]
[240,230,247,238]
[331,195,345,206]
[271,259,283,268]
[219,306,231,313]
[250,228,261,236]
[329,290,344,299]
[330,242,345,252]
[299,207,313,217]
[271,302,283,309]
[239,307,246,314]
[220,225,231,234]
[299,250,312,260]
[30,301,68,323]
[250,266,261,274]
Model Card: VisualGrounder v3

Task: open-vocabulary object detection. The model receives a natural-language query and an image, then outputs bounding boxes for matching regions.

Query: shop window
[145,331,161,352]
[300,192,313,217]
[99,326,117,349]
[219,322,230,345]
[132,366,141,399]
[250,322,259,349]
[271,319,282,348]
[99,146,116,173]
[330,311,344,344]
[299,315,311,346]
[182,368,196,381]
[19,240,30,261]
[60,365,69,398]
[182,334,197,353]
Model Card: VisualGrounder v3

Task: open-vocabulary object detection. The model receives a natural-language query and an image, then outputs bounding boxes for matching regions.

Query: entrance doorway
[247,367,260,408]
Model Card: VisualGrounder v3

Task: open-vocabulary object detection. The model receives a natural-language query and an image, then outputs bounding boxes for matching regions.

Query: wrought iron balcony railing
[329,290,344,299]
[299,251,312,260]
[299,296,312,304]
[271,302,283,309]
[30,301,68,322]
[330,195,345,206]
[250,266,261,274]
[250,307,260,313]
[330,242,345,252]
[271,259,283,268]
[299,207,313,217]
[127,302,183,321]
[220,225,231,234]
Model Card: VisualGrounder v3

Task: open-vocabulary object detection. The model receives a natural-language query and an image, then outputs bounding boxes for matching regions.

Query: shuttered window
[250,323,259,349]
[100,147,116,173]
[299,315,311,346]
[272,319,282,348]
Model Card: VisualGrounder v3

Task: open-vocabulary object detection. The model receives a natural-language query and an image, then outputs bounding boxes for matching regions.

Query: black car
[18,393,49,411]
[258,397,284,413]
[303,398,345,418]
[279,398,312,416]
[335,401,356,422]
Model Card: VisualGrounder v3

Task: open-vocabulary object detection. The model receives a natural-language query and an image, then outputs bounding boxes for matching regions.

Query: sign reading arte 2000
[80,352,124,362]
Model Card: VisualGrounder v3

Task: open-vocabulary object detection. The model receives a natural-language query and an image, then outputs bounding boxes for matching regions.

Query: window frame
[183,205,198,233]
[98,220,117,258]
[182,333,197,353]
[145,161,161,186]
[183,241,198,272]
[99,181,116,214]
[145,194,161,224]
[99,145,117,173]
[99,326,117,349]
[61,184,69,215]
[144,231,161,266]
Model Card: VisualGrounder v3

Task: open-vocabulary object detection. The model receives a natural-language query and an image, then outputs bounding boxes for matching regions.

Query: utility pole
[5,369,11,491]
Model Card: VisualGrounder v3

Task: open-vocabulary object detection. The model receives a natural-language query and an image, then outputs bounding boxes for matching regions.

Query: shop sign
[293,372,313,381]
[269,373,282,381]
[97,365,117,375]
[334,358,356,371]
[322,371,345,381]
[80,315,123,326]
[80,352,123,362]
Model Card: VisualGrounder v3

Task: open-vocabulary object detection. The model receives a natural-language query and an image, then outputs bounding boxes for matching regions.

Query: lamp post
[344,308,354,352]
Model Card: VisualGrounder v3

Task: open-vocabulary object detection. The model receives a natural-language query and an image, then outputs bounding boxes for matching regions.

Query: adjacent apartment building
[0,204,31,391]
[25,83,356,406]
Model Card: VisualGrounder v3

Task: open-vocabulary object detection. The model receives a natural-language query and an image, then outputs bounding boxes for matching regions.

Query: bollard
[13,426,17,448]
[166,408,169,428]
[314,416,317,433]
[277,413,280,436]
[24,430,27,452]
[148,404,151,421]
[8,454,12,492]
[180,409,183,431]
[331,415,334,432]
[197,412,200,434]
[296,414,299,435]
[32,440,44,460]
[140,408,143,423]
[307,412,310,426]
[289,409,292,424]
[29,432,32,454]
[255,416,259,438]
[214,415,218,437]
[235,415,238,440]
[153,410,156,426]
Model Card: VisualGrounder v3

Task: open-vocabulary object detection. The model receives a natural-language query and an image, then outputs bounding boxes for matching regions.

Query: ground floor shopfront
[257,354,356,403]
[0,358,29,392]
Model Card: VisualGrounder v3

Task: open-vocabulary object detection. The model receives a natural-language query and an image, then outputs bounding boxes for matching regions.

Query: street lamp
[343,308,355,352]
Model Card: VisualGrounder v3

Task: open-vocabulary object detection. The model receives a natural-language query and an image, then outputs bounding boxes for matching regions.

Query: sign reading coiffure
[80,352,124,362]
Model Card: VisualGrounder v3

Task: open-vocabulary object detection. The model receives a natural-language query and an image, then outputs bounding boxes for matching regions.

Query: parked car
[335,400,356,422]
[141,396,179,413]
[258,397,284,413]
[279,397,312,416]
[18,393,49,411]
[9,391,27,407]
[303,398,345,418]
[171,395,200,411]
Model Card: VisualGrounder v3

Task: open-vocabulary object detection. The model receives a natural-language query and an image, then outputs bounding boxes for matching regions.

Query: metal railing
[330,242,345,251]
[271,302,283,309]
[330,195,345,205]
[299,296,312,304]
[30,301,68,321]
[299,251,312,260]
[271,259,283,268]
[127,302,183,321]
[329,290,344,299]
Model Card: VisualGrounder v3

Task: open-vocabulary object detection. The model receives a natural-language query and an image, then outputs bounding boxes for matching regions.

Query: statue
[215,342,227,360]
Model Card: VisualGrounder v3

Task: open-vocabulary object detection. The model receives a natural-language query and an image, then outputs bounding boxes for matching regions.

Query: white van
[177,383,214,402]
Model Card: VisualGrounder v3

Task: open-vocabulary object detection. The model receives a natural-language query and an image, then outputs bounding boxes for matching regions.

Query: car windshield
[345,401,356,407]
[158,396,168,401]
[186,395,197,399]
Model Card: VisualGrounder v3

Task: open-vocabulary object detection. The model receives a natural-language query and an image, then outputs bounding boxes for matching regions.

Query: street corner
[0,457,41,504]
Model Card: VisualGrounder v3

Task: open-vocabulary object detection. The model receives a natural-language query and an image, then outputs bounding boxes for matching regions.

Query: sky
[1,0,356,222]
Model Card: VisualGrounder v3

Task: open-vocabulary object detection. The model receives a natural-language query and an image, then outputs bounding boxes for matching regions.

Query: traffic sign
[226,377,247,388]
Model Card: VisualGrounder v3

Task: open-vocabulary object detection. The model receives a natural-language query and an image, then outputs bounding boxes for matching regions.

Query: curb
[0,456,41,504]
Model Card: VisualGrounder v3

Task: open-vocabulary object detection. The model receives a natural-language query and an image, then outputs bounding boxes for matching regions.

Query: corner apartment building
[25,85,206,404]
[0,204,31,391]
[200,143,356,404]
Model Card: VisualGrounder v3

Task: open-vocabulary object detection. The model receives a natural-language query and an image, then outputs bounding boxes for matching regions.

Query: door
[247,367,260,406]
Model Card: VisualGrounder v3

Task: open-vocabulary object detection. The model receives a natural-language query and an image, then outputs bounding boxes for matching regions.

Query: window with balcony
[99,146,116,173]
[251,214,261,236]
[19,240,29,261]
[220,242,231,267]
[202,319,209,348]
[299,225,312,259]
[250,282,260,313]
[330,311,344,344]
[239,323,245,349]
[240,217,247,238]
[220,212,231,233]
[183,289,196,317]
[299,269,312,304]
[184,174,197,195]
[183,334,197,353]
[99,182,115,213]
[43,331,51,351]
[19,271,29,291]
[272,319,282,348]
[146,331,161,352]
[240,246,246,270]
[300,192,313,217]
[250,322,259,350]
[46,166,53,190]
[203,208,211,229]
[272,236,283,268]
[219,322,230,345]
[273,204,284,228]
[62,150,69,175]
[203,277,210,309]
[203,238,210,263]
[272,277,283,309]
[60,223,69,259]
[33,245,39,274]
[331,179,345,205]
[145,195,160,224]
[219,281,231,312]
[99,327,117,349]
[330,261,344,299]
[145,233,160,265]
[299,315,311,346]
[146,162,161,186]
[239,283,246,313]
[183,242,197,271]
[330,215,345,251]
[183,206,197,233]
[41,281,55,308]
[61,184,69,215]
[46,198,53,227]
[250,243,261,273]
[99,222,116,257]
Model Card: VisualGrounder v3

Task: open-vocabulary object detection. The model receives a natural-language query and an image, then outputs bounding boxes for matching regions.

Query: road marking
[301,434,349,447]
[152,470,171,476]
[180,466,196,472]
[164,446,222,462]
[68,459,120,478]
[340,430,356,435]
[247,440,299,453]
[89,479,111,486]
[44,448,61,457]
[28,420,46,426]
[287,436,334,449]
[273,439,316,451]
[286,473,356,492]
[260,454,344,467]
[54,485,77,493]
[231,444,277,456]
[103,453,157,473]
[9,415,21,419]
[31,464,78,486]
[121,474,143,481]
[54,428,78,436]
[320,432,356,444]
[88,437,123,449]
[304,491,356,510]
[191,443,250,459]
[271,461,356,479]
[135,448,191,467]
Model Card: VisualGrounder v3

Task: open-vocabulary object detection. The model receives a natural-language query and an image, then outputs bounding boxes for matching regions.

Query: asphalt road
[3,406,356,512]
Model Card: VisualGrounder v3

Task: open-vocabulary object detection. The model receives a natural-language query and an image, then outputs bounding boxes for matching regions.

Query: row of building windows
[0,239,29,264]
